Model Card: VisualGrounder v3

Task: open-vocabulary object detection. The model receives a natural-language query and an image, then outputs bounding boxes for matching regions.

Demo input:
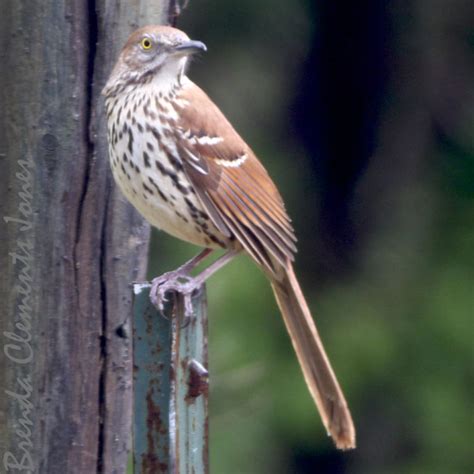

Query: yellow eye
[140,38,153,50]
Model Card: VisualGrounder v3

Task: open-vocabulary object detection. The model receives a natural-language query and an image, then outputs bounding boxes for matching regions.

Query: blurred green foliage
[144,1,473,472]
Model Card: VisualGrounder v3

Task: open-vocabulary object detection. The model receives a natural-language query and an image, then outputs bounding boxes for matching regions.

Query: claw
[149,249,238,319]
[150,270,202,318]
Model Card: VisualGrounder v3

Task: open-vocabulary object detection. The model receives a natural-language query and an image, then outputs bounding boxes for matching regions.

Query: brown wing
[173,82,297,274]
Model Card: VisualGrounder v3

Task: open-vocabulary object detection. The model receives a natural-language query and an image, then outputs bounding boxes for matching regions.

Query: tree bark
[0,1,174,472]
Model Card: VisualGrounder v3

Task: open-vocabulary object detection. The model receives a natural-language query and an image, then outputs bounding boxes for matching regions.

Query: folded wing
[173,82,297,274]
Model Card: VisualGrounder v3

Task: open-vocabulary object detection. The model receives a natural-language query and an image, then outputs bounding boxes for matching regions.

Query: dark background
[148,1,473,472]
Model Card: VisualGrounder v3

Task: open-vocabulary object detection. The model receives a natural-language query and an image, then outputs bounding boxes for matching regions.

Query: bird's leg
[150,248,213,307]
[150,249,239,316]
[154,248,214,284]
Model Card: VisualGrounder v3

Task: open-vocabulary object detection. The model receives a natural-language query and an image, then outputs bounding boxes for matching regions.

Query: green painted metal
[132,284,209,474]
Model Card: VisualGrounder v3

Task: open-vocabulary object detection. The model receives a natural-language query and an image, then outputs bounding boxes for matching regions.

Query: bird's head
[103,25,206,97]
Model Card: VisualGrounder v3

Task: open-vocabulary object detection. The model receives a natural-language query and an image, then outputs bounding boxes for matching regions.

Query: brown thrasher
[103,25,355,450]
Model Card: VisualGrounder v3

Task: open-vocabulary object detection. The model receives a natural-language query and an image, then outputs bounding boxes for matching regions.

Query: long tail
[270,263,356,449]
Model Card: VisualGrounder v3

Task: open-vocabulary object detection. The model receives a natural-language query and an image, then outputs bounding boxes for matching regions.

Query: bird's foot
[150,270,203,318]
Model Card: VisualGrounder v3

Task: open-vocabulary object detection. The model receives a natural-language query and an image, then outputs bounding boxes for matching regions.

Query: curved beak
[173,40,207,56]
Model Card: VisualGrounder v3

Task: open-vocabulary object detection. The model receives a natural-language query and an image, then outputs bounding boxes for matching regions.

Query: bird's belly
[109,144,230,250]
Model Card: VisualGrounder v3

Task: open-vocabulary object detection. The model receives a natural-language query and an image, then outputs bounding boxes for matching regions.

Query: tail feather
[270,263,355,449]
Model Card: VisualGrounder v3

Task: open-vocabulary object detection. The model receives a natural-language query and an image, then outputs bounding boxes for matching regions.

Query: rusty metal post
[133,284,209,474]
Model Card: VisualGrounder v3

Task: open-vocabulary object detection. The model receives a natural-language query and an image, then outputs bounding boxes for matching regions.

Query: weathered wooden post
[0,1,175,472]
[133,286,209,474]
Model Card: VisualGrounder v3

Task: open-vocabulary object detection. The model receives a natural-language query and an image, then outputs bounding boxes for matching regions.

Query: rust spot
[170,364,176,383]
[142,386,168,473]
[203,413,209,469]
[144,306,158,336]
